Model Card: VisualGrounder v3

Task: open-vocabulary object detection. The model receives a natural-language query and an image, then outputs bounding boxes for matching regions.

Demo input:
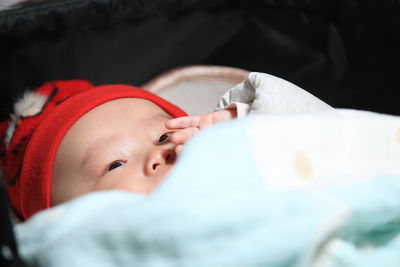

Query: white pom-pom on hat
[5,91,48,146]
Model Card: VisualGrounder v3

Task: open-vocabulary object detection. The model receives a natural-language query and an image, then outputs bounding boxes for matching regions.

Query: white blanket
[216,72,332,115]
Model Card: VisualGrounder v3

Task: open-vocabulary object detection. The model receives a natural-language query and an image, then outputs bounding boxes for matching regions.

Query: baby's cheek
[51,172,86,206]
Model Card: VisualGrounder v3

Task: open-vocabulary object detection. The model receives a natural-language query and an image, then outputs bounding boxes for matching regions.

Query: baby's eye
[108,161,125,172]
[158,133,171,143]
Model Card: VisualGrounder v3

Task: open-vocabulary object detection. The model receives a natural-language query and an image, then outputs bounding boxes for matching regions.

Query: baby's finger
[198,109,237,129]
[170,127,200,144]
[166,116,202,129]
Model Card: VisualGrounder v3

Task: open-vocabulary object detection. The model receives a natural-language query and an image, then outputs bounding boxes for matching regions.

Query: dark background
[0,0,399,120]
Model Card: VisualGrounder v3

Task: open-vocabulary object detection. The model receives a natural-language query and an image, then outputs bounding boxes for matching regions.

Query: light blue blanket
[16,111,400,267]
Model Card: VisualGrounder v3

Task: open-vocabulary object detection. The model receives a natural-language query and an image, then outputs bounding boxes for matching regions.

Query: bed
[8,71,400,267]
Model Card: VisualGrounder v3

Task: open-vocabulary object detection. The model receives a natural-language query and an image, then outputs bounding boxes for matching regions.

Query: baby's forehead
[67,98,170,133]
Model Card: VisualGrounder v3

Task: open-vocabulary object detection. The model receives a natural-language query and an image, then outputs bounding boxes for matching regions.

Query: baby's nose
[145,148,176,176]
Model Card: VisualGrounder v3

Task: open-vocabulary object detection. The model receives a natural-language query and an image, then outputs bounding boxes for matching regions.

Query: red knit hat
[0,80,187,220]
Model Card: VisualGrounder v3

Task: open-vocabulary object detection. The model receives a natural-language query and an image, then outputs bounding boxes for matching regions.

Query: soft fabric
[143,65,249,115]
[15,109,400,267]
[0,80,187,220]
[216,72,333,116]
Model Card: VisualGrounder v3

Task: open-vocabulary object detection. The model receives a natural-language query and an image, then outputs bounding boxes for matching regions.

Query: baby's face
[51,98,176,206]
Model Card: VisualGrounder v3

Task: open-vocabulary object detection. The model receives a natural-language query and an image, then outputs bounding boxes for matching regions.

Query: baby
[0,80,236,220]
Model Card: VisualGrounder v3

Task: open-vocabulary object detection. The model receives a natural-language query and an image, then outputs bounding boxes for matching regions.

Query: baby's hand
[166,109,237,153]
